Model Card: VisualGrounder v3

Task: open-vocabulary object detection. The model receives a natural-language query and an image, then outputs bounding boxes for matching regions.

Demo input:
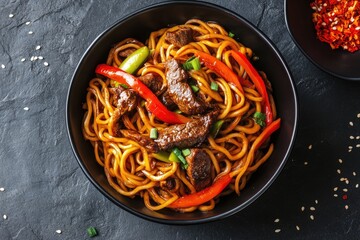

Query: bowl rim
[284,0,360,81]
[66,0,299,224]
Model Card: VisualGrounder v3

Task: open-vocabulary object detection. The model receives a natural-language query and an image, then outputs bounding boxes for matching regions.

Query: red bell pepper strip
[193,51,244,93]
[252,118,281,151]
[230,50,273,125]
[168,173,232,209]
[95,64,190,124]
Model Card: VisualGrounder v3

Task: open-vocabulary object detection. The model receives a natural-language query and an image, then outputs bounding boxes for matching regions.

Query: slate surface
[1,0,360,239]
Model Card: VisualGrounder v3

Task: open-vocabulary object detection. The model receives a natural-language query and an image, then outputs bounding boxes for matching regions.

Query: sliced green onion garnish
[150,128,158,139]
[210,81,219,91]
[152,151,171,163]
[172,147,188,168]
[253,111,266,127]
[228,31,235,38]
[210,120,224,138]
[183,56,201,71]
[182,148,191,157]
[87,227,98,238]
[190,84,199,93]
[168,151,180,163]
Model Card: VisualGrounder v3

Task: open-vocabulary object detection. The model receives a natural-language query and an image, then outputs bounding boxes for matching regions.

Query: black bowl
[66,1,298,224]
[285,0,360,80]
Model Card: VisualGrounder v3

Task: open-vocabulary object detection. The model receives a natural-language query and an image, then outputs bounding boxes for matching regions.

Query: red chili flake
[310,0,360,52]
[342,194,348,200]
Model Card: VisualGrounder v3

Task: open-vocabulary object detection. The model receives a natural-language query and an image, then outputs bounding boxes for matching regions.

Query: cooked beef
[165,27,194,48]
[138,73,164,96]
[155,110,219,151]
[160,178,177,192]
[118,48,135,58]
[109,86,138,137]
[160,90,177,110]
[165,59,207,115]
[120,129,159,152]
[186,148,212,191]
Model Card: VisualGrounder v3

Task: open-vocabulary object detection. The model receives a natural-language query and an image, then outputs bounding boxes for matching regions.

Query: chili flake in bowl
[311,0,360,53]
[285,0,360,80]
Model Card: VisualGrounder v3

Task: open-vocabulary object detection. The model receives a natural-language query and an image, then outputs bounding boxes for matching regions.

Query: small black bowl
[66,1,298,224]
[285,0,360,80]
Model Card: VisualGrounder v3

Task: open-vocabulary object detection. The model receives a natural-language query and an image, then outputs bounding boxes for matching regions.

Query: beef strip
[120,129,159,152]
[120,110,219,152]
[165,27,194,48]
[109,86,138,137]
[160,90,177,110]
[138,73,164,96]
[186,148,212,191]
[155,110,219,151]
[165,59,207,115]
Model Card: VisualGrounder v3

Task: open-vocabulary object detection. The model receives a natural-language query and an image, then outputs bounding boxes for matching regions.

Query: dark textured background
[1,0,360,239]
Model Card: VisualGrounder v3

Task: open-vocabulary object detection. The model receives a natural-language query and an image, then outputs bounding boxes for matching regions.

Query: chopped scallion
[182,148,191,157]
[150,128,158,139]
[172,147,188,169]
[210,120,224,138]
[228,31,235,38]
[253,111,266,127]
[210,81,219,91]
[190,84,199,93]
[87,227,98,238]
[183,56,201,71]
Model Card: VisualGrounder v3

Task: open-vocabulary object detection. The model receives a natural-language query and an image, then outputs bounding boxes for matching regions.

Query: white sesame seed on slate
[28,31,33,35]
[338,159,343,163]
[30,56,35,61]
[356,144,360,148]
[3,215,7,220]
[356,184,359,188]
[334,187,338,191]
[301,206,305,211]
[310,207,316,211]
[315,200,319,204]
[38,56,44,60]
[274,229,281,233]
[33,56,38,61]
[43,62,49,66]
[343,188,348,192]
[56,230,62,234]
[334,194,338,197]
[1,64,5,69]
[274,218,280,223]
[349,146,353,149]
[349,121,354,126]
[21,58,26,62]
[357,113,360,118]
[356,136,360,140]
[23,107,29,111]
[345,205,349,210]
[296,225,300,231]
[310,215,314,220]
[25,21,31,25]
[35,45,41,50]
[308,144,313,150]
[304,161,308,165]
[9,14,14,18]
[350,136,355,139]
[0,187,4,192]
[337,169,341,174]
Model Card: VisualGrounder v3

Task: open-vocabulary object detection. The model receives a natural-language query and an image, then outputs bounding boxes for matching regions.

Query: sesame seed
[315,200,318,204]
[21,58,26,62]
[349,146,353,149]
[334,187,338,191]
[274,218,280,223]
[355,184,359,188]
[356,136,360,140]
[3,215,7,220]
[340,177,346,182]
[310,207,316,211]
[349,121,354,126]
[334,194,338,197]
[350,136,355,139]
[35,45,41,50]
[1,64,5,69]
[338,159,343,163]
[28,31,33,35]
[25,21,31,25]
[308,144,313,150]
[23,107,29,111]
[356,144,360,148]
[33,56,38,61]
[345,205,349,210]
[296,225,300,231]
[38,56,44,60]
[30,56,35,61]
[343,188,348,192]
[345,179,349,185]
[310,215,314,220]
[43,62,49,66]
[274,229,281,233]
[0,187,4,192]
[357,113,360,118]
[56,230,62,234]
[301,206,305,211]
[304,161,308,165]
[337,169,341,174]
[9,14,14,18]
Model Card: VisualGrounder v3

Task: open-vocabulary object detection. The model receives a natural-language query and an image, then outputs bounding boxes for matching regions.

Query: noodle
[82,19,279,212]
